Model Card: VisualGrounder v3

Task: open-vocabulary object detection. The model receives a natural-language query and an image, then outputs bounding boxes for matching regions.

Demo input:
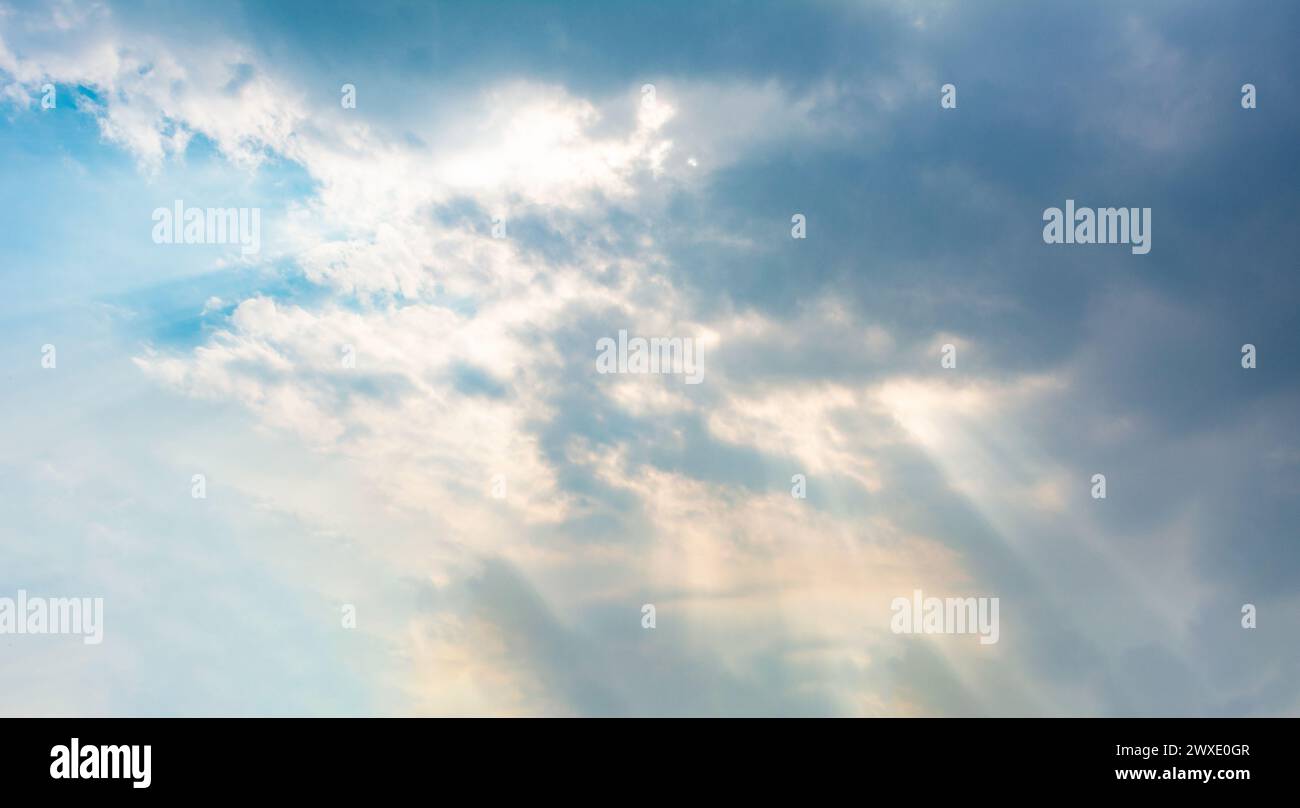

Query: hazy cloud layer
[1,0,1297,715]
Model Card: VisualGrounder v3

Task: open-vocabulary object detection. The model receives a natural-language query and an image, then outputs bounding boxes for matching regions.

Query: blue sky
[1,0,1298,716]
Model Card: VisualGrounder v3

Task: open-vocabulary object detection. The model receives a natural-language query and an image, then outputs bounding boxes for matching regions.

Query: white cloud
[2,1,1032,715]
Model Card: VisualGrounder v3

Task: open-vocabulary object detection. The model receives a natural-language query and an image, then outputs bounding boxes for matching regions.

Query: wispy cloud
[2,0,1298,716]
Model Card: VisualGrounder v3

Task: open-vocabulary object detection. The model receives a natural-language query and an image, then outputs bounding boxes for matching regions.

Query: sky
[0,0,1298,716]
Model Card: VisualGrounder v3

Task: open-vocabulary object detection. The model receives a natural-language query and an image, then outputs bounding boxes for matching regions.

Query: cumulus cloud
[3,0,1298,716]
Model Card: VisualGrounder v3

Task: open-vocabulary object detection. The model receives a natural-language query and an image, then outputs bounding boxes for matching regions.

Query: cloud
[3,0,1299,716]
